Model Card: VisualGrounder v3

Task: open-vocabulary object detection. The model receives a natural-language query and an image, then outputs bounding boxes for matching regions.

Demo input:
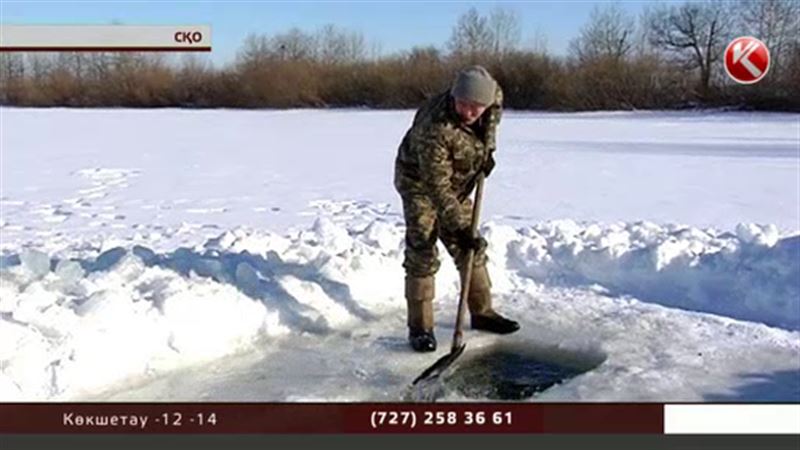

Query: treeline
[1,1,798,111]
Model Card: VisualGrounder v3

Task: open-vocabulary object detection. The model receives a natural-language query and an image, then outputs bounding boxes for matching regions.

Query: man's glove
[483,152,496,177]
[455,228,488,252]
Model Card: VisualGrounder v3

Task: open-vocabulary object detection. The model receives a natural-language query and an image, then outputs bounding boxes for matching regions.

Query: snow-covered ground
[1,108,798,402]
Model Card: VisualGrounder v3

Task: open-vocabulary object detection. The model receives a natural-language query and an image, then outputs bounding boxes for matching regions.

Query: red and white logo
[724,36,770,84]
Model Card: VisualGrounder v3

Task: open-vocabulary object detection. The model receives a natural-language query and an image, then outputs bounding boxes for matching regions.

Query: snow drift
[1,210,797,400]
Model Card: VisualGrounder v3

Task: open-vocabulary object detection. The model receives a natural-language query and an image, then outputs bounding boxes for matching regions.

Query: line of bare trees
[1,1,797,110]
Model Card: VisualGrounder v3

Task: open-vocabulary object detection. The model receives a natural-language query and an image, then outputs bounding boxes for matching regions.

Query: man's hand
[483,152,496,177]
[455,228,488,252]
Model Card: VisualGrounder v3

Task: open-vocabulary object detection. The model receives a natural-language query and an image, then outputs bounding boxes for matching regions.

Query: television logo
[724,36,770,85]
[174,31,204,45]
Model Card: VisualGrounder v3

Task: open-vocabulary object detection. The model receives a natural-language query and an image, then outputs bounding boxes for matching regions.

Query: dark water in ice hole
[409,342,606,401]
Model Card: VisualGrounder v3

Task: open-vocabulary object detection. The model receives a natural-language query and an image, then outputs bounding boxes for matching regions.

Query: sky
[1,1,651,66]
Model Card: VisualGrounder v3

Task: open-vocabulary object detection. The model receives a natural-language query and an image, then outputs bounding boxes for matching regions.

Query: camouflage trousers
[400,193,487,277]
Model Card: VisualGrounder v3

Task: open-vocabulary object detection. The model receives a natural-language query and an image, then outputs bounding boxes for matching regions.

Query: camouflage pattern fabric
[394,85,503,277]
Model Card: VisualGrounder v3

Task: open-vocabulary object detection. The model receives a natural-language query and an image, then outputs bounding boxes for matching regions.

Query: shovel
[412,172,485,385]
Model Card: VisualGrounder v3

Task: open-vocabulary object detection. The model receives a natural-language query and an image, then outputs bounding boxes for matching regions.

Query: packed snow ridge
[1,206,797,400]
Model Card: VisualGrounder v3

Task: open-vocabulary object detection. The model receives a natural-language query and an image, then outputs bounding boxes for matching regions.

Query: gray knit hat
[450,65,497,105]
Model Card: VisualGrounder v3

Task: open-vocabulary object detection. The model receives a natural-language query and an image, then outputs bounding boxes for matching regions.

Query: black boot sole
[471,317,520,335]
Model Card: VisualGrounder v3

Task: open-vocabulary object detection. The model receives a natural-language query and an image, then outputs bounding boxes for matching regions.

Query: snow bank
[1,213,797,400]
[495,220,799,330]
[0,249,288,400]
[0,215,407,400]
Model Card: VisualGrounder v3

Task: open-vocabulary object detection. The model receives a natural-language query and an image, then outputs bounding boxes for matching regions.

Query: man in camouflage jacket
[394,66,520,352]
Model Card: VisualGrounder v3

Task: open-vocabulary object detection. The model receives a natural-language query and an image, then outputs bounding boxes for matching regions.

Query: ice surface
[0,108,797,402]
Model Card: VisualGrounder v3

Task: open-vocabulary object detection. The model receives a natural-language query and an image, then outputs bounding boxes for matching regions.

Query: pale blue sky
[1,1,652,66]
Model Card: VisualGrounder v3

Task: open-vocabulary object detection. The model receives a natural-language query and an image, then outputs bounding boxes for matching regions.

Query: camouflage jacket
[394,86,503,231]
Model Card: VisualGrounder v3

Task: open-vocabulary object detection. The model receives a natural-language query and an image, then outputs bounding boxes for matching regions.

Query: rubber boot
[465,265,520,335]
[406,275,437,352]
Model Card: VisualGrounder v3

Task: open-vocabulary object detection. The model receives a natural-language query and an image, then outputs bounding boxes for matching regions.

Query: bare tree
[369,41,384,61]
[646,1,734,95]
[738,0,800,75]
[317,24,366,64]
[526,26,550,55]
[272,27,317,61]
[176,53,210,80]
[570,4,635,62]
[0,53,26,103]
[488,7,522,55]
[236,33,272,70]
[407,46,441,63]
[49,53,85,104]
[172,54,216,106]
[403,46,448,98]
[447,7,493,57]
[27,53,54,82]
[85,53,112,81]
[0,53,25,80]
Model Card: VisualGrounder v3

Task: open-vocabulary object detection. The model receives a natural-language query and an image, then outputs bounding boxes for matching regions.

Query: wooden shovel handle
[451,172,485,351]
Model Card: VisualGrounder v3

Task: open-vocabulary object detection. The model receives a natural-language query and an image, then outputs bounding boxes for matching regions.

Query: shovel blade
[412,343,466,385]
